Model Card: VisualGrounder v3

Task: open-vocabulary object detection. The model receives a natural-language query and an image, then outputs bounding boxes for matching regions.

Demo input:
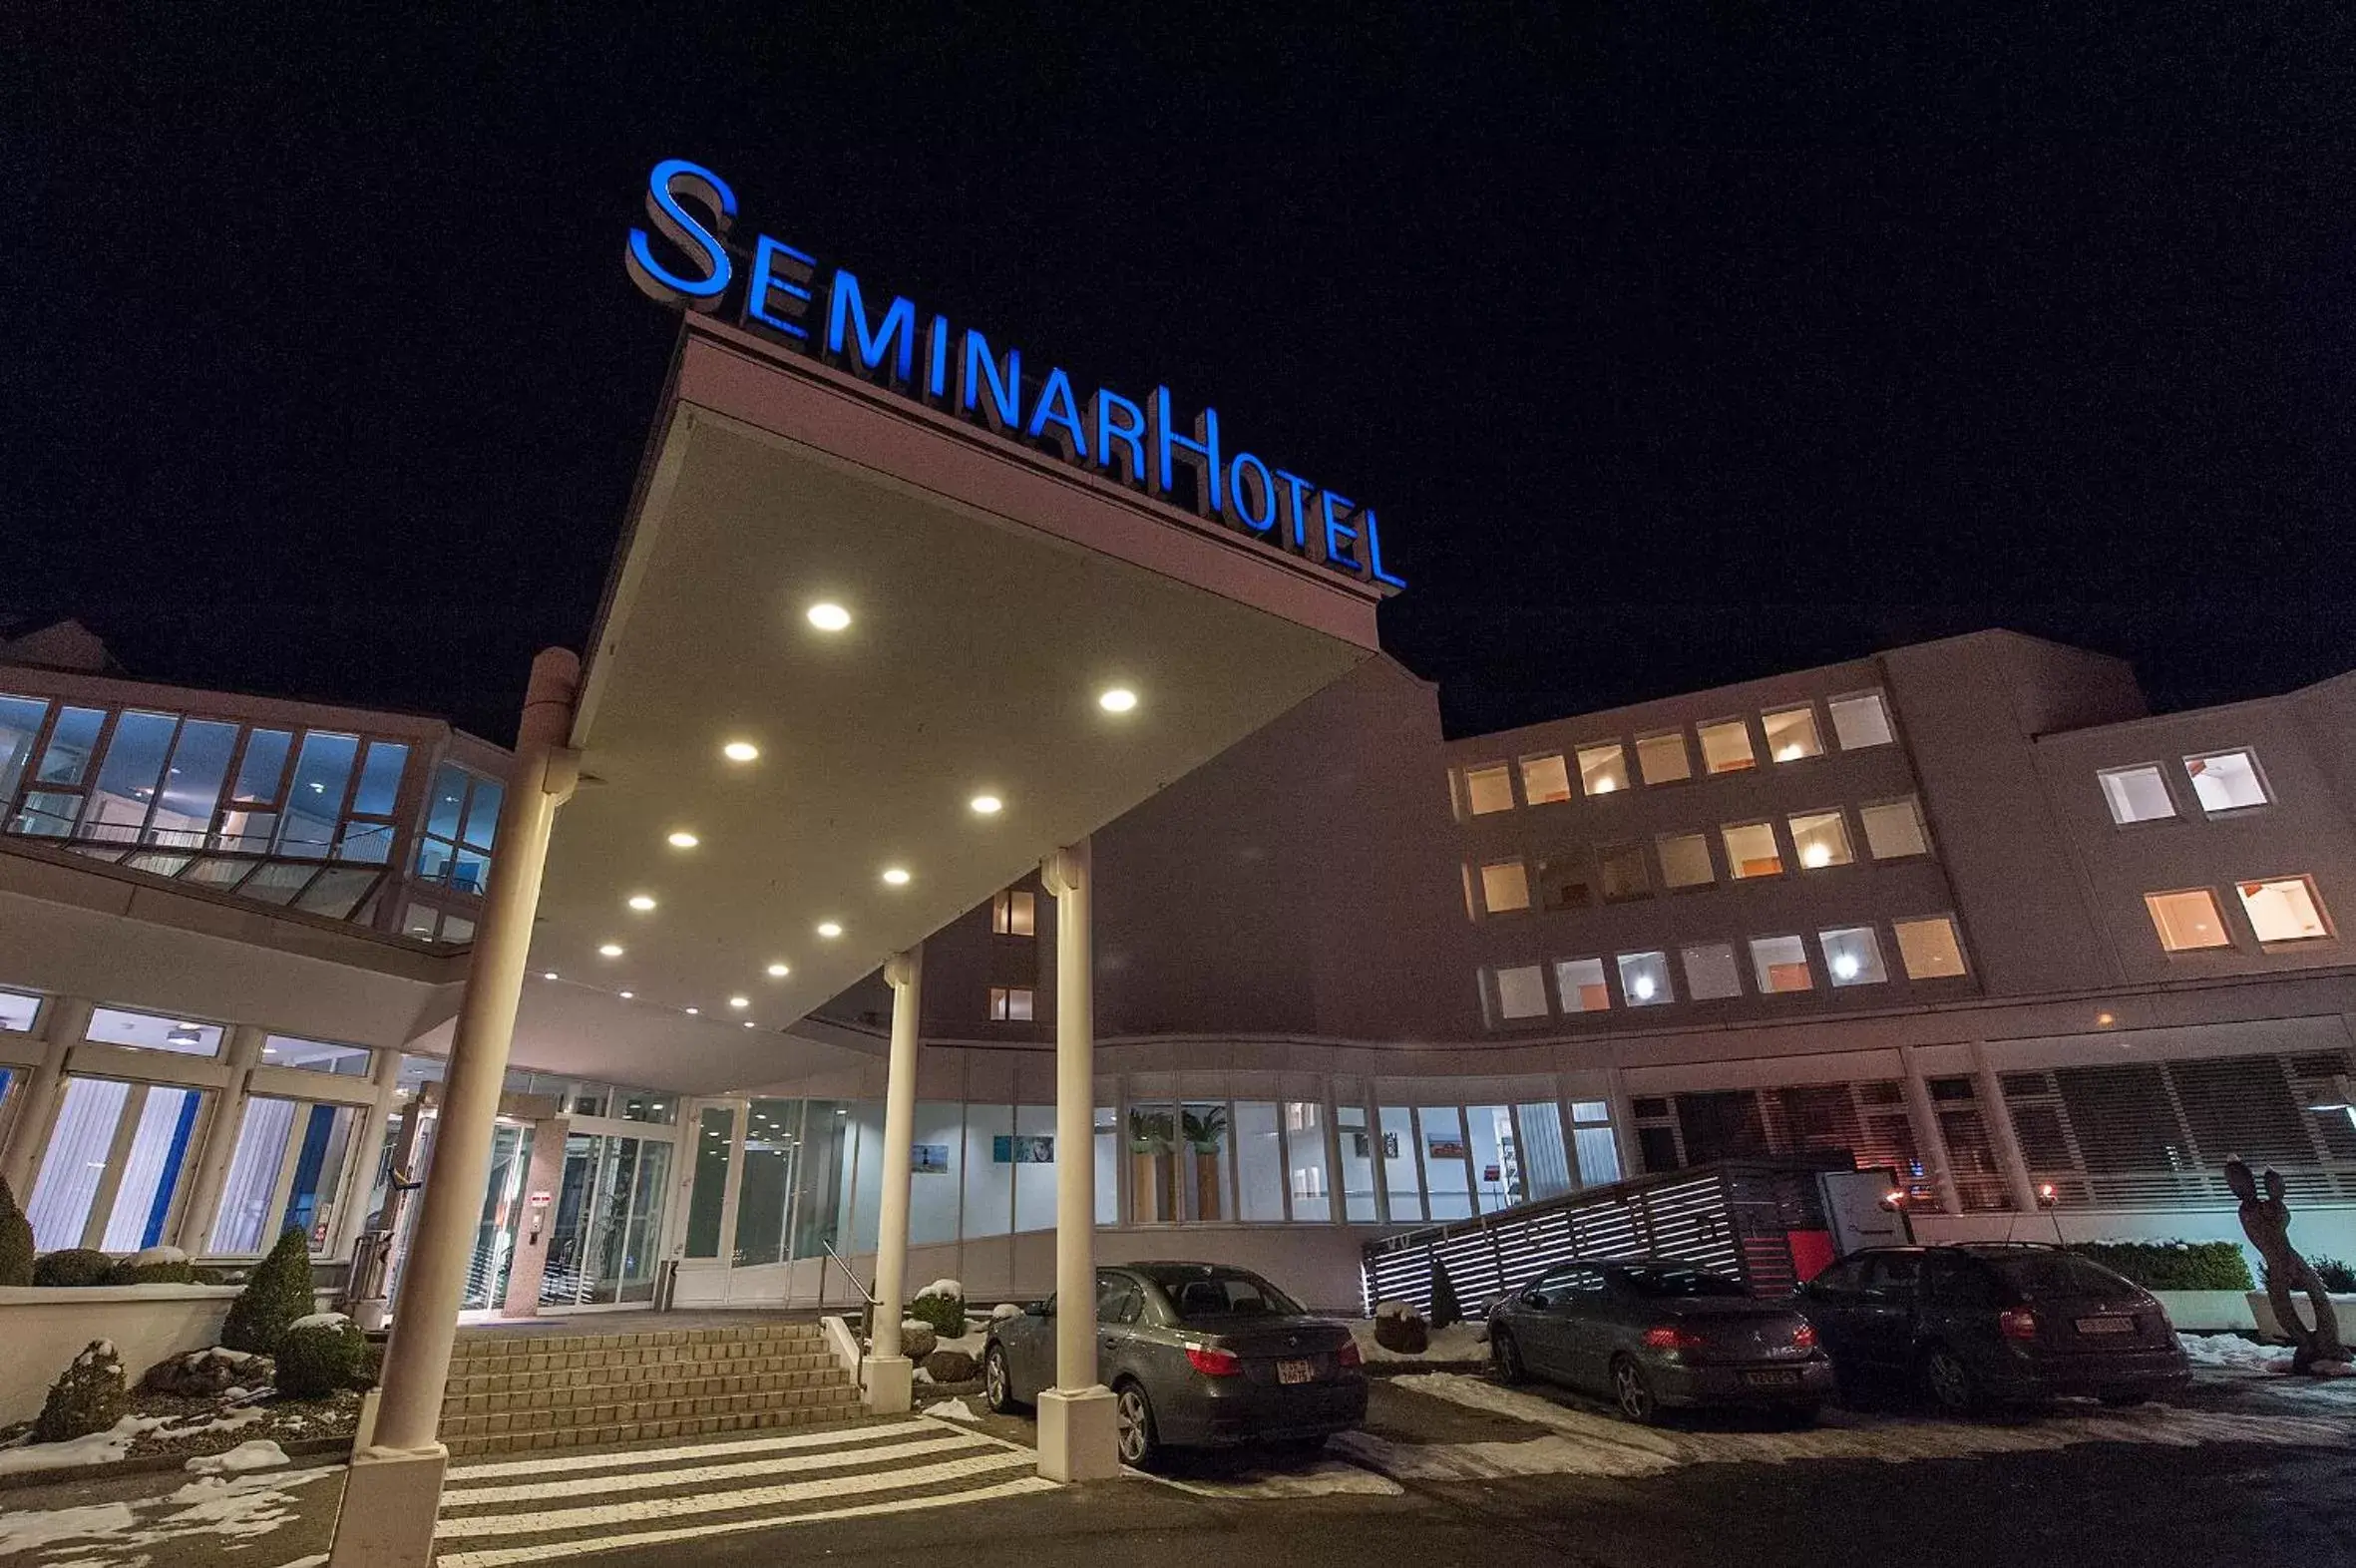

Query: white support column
[1603,1064,1643,1183]
[1971,1040,2041,1214]
[327,647,580,1568]
[1896,1044,1962,1218]
[865,946,924,1414]
[1036,840,1118,1482]
[175,1024,266,1255]
[0,995,93,1198]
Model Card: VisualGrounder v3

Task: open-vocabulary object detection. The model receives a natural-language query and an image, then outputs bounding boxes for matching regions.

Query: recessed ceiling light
[729,995,750,1009]
[742,1019,757,1029]
[685,1006,699,1015]
[806,602,852,631]
[618,990,634,999]
[667,830,700,849]
[767,963,790,978]
[1098,687,1139,713]
[969,794,1002,815]
[627,894,657,912]
[816,921,843,939]
[542,972,559,980]
[882,867,911,886]
[598,943,624,959]
[722,740,760,763]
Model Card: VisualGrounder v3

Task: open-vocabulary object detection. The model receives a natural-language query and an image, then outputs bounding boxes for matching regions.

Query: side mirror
[1026,1300,1051,1318]
[1520,1288,1545,1309]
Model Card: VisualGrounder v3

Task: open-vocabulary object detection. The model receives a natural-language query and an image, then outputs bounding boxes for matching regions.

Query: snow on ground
[1346,1319,1490,1365]
[0,1465,337,1562]
[2179,1333,2294,1372]
[286,1313,349,1332]
[185,1440,289,1475]
[923,1398,980,1422]
[1152,1459,1404,1500]
[0,1418,171,1478]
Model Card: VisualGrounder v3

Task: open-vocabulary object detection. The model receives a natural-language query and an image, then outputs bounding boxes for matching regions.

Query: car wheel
[1114,1380,1160,1469]
[982,1345,1019,1414]
[1611,1357,1660,1424]
[1920,1345,1985,1415]
[1491,1328,1528,1384]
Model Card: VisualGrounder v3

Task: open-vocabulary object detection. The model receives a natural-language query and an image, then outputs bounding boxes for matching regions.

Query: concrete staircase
[438,1321,863,1457]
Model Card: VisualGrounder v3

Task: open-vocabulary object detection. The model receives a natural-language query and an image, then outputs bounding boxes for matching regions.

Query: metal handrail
[820,1239,879,1385]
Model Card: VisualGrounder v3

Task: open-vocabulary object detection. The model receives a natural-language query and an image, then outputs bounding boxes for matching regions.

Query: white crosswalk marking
[442,1431,984,1505]
[443,1416,940,1480]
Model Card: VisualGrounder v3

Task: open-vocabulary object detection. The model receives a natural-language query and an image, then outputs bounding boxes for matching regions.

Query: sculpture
[2225,1157,2347,1372]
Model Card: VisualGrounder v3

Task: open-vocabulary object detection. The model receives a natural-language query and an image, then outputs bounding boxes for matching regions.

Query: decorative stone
[142,1347,273,1397]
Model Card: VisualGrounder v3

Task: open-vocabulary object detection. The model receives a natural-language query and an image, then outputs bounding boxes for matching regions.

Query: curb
[0,1431,352,1494]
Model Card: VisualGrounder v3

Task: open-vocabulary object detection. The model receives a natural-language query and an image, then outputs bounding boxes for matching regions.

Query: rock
[143,1348,272,1397]
[924,1349,978,1384]
[1372,1302,1429,1355]
[897,1321,939,1363]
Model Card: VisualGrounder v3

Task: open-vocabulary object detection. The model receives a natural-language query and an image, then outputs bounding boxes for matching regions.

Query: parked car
[1794,1244,2192,1413]
[1487,1257,1832,1424]
[982,1262,1367,1467]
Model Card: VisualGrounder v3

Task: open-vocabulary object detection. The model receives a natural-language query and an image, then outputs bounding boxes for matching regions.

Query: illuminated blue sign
[625,159,1404,588]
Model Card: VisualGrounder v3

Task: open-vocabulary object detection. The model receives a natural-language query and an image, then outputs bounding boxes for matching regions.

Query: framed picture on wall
[912,1143,951,1174]
[1428,1138,1468,1161]
[991,1134,1055,1164]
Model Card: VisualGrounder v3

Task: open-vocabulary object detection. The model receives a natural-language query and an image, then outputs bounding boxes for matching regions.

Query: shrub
[909,1282,967,1341]
[221,1228,316,1354]
[34,1341,127,1442]
[32,1248,116,1289]
[2306,1258,2356,1294]
[353,1338,383,1390]
[897,1320,939,1363]
[1429,1260,1463,1330]
[111,1246,196,1286]
[0,1176,31,1288]
[924,1348,978,1383]
[1373,1300,1429,1355]
[276,1316,366,1398]
[2069,1240,2253,1293]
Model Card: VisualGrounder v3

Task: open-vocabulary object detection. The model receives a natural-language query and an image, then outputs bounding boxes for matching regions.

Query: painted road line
[441,1431,994,1505]
[443,1417,935,1480]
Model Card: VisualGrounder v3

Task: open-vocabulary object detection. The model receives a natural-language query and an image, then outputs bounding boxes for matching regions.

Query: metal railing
[820,1239,879,1386]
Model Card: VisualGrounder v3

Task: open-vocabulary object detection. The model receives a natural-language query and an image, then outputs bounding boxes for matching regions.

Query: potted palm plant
[1183,1105,1229,1222]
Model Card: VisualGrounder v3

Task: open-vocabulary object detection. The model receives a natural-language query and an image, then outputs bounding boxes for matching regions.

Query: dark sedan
[1795,1244,2191,1412]
[982,1262,1367,1467]
[1487,1258,1832,1424]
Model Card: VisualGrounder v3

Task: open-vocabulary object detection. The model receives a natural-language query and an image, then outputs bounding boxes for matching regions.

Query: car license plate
[1741,1369,1802,1387]
[1277,1358,1316,1384]
[2076,1316,2136,1336]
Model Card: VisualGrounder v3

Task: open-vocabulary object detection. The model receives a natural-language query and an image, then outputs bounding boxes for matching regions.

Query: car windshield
[1611,1265,1750,1300]
[1979,1252,2135,1298]
[1147,1267,1305,1322]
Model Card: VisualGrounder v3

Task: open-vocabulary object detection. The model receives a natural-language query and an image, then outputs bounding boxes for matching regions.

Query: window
[0,987,37,1031]
[1553,957,1610,1013]
[1618,951,1673,1006]
[1697,719,1757,775]
[1515,1101,1574,1201]
[259,1036,371,1077]
[1519,754,1572,805]
[26,1077,204,1252]
[2185,750,2268,814]
[86,1007,223,1058]
[414,763,502,897]
[1858,796,1931,860]
[684,1106,734,1258]
[991,889,1036,936]
[1570,1099,1621,1185]
[209,1097,359,1255]
[1682,942,1743,1000]
[0,694,49,812]
[1597,842,1649,902]
[1819,926,1889,986]
[2146,889,2231,952]
[1462,764,1513,816]
[1378,1105,1421,1221]
[1787,810,1853,870]
[2237,877,2329,944]
[1723,822,1782,879]
[1762,705,1823,763]
[1828,690,1895,750]
[1489,965,1548,1021]
[1479,860,1531,915]
[2099,765,2176,826]
[1636,730,1692,785]
[1750,936,1813,993]
[1892,916,1968,979]
[987,986,1035,1020]
[1576,743,1630,796]
[1336,1098,1377,1222]
[1419,1105,1473,1220]
[1283,1101,1332,1221]
[1657,832,1714,889]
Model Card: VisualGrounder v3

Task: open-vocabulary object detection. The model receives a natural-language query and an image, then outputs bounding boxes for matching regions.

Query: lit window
[1762,705,1823,763]
[1827,690,1895,750]
[1723,822,1783,879]
[2146,889,2231,952]
[1819,926,1888,986]
[1479,860,1531,915]
[1681,942,1743,999]
[1893,916,1968,979]
[1533,852,1592,911]
[0,987,38,1032]
[2099,765,2177,825]
[259,1035,372,1077]
[1636,731,1692,785]
[1577,743,1631,796]
[2236,877,2329,944]
[991,889,1035,936]
[1657,832,1714,889]
[1750,935,1813,993]
[2184,750,2269,814]
[1597,843,1649,903]
[0,694,50,812]
[1553,957,1611,1012]
[414,762,502,897]
[86,1007,223,1057]
[1519,754,1572,805]
[1618,951,1673,1006]
[208,1097,358,1255]
[26,1077,205,1252]
[1787,810,1853,870]
[1490,965,1548,1020]
[1697,720,1757,775]
[1462,765,1514,816]
[1859,796,1931,860]
[988,986,1035,1021]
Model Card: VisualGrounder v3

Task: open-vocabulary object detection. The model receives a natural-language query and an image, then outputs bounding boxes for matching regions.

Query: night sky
[9,9,2352,745]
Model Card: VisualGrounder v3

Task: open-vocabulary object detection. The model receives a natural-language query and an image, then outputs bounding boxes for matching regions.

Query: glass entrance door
[539,1131,671,1306]
[460,1122,533,1311]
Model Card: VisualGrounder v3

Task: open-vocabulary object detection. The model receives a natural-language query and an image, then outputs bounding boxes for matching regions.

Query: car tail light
[1337,1341,1363,1370]
[1999,1308,2039,1342]
[1791,1323,1817,1351]
[1641,1325,1707,1352]
[1186,1346,1243,1377]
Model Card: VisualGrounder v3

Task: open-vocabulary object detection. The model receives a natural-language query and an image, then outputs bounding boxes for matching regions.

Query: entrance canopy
[530,316,1388,1092]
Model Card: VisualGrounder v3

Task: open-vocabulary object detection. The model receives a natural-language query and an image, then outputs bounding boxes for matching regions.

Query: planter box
[2152,1290,2259,1334]
[2247,1290,2356,1343]
[0,1284,241,1425]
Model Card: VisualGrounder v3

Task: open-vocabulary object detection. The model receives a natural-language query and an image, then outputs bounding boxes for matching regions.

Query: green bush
[354,1337,384,1389]
[908,1283,967,1340]
[2307,1257,2356,1294]
[0,1176,31,1288]
[110,1252,196,1286]
[32,1248,117,1289]
[34,1341,127,1442]
[221,1227,316,1353]
[2069,1240,2253,1293]
[275,1317,366,1399]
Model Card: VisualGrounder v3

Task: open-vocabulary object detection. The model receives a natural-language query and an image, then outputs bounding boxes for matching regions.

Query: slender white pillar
[0,996,92,1198]
[327,647,580,1568]
[865,946,924,1413]
[1035,840,1118,1482]
[1971,1040,2041,1214]
[1896,1044,1962,1217]
[175,1024,265,1255]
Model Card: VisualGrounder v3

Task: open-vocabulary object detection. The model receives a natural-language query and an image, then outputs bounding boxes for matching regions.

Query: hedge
[2068,1240,2253,1292]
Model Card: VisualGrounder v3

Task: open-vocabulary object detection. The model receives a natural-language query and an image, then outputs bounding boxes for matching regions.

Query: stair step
[441,1395,869,1458]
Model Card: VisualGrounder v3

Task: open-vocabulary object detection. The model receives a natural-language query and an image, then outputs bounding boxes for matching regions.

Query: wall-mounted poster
[1351,1131,1401,1159]
[992,1134,1055,1164]
[1428,1138,1468,1161]
[912,1144,951,1174]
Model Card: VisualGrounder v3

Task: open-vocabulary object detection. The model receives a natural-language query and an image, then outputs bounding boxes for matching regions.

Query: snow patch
[916,1279,964,1300]
[0,1502,140,1556]
[923,1397,980,1422]
[126,1246,189,1267]
[1373,1301,1418,1322]
[288,1312,350,1331]
[990,1303,1023,1321]
[0,1415,170,1476]
[1155,1457,1405,1498]
[2179,1332,2294,1372]
[187,1439,290,1475]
